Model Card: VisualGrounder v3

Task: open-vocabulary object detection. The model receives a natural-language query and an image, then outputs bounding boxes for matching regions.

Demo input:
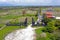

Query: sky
[0,0,60,6]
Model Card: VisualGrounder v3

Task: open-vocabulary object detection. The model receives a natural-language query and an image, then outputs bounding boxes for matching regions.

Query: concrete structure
[56,17,60,19]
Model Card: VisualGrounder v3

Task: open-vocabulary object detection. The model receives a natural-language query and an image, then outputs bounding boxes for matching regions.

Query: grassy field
[0,7,60,40]
[0,7,37,40]
[0,26,25,40]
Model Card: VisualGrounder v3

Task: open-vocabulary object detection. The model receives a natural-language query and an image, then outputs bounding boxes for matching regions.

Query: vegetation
[36,11,60,40]
[0,26,25,40]
[0,7,60,40]
[55,20,60,29]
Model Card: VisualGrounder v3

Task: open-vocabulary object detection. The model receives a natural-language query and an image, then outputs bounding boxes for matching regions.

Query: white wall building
[56,17,60,19]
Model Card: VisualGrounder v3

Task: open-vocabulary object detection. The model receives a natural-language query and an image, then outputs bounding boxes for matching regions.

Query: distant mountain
[0,3,16,6]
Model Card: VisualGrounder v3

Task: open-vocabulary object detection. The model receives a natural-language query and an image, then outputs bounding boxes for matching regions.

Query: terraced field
[0,8,37,40]
[0,7,60,40]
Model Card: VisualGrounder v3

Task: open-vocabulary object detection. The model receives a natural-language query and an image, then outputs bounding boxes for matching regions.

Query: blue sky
[0,0,60,6]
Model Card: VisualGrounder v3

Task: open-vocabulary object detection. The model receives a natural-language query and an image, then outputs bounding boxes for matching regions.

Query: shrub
[55,20,60,29]
[42,20,57,33]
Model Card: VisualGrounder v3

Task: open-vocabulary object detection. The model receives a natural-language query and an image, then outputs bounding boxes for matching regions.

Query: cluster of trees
[42,13,60,33]
[38,13,60,40]
[55,20,60,29]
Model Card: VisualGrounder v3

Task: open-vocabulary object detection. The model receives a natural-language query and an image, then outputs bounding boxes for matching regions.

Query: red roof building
[46,12,53,18]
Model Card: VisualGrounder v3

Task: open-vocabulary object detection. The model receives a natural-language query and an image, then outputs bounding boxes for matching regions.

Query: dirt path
[5,24,36,40]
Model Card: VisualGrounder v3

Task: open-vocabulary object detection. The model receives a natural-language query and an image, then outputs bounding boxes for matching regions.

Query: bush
[55,20,60,29]
[42,27,54,33]
[42,20,57,33]
[9,19,19,24]
[42,13,54,26]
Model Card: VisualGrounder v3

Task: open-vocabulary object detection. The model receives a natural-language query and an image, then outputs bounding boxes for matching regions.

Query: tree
[42,20,57,33]
[22,10,26,16]
[42,13,52,26]
[46,20,57,33]
[55,20,60,29]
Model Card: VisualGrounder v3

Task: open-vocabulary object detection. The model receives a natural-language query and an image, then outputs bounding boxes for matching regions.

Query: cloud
[0,0,60,6]
[0,0,7,2]
[0,0,52,3]
[51,0,60,5]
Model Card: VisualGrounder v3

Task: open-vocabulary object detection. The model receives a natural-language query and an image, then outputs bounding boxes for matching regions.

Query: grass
[1,7,60,40]
[35,27,43,40]
[0,26,25,40]
[35,27,43,34]
[0,10,7,13]
[35,27,53,40]
[0,24,5,28]
[0,14,21,19]
[0,15,37,40]
[0,12,37,40]
[35,27,60,40]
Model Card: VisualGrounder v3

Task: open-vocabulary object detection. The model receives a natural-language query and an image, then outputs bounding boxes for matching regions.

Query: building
[41,7,54,18]
[46,12,53,18]
[56,17,60,19]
